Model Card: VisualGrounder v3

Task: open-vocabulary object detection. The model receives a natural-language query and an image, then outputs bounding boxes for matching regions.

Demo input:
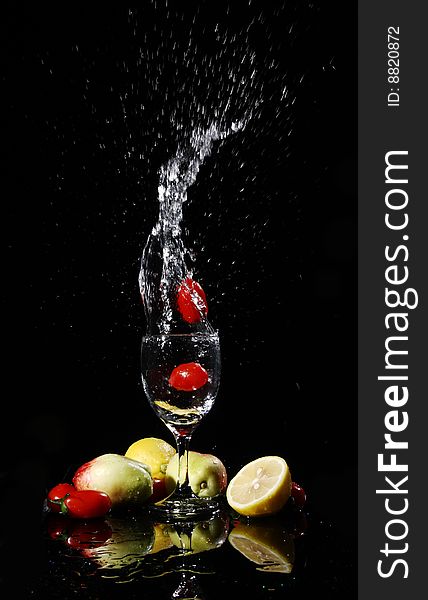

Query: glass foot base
[148,496,221,522]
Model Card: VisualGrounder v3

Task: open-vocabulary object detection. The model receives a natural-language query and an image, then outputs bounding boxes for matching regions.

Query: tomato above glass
[177,277,208,323]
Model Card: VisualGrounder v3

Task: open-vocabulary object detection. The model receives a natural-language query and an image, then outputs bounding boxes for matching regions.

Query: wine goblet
[141,332,221,520]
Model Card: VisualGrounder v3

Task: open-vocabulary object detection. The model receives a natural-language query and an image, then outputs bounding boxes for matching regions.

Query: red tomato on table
[47,483,75,512]
[63,490,112,519]
[291,482,306,508]
[47,483,111,519]
[150,478,169,503]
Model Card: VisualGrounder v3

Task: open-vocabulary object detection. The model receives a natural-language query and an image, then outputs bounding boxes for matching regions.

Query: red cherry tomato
[291,482,306,508]
[47,483,75,512]
[149,478,169,503]
[63,490,112,519]
[168,362,209,391]
[177,277,208,323]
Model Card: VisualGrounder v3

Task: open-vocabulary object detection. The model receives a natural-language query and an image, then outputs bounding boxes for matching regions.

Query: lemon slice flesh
[226,456,292,517]
[154,400,201,417]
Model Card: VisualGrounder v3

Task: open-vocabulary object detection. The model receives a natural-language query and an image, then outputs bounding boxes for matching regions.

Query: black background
[2,1,356,593]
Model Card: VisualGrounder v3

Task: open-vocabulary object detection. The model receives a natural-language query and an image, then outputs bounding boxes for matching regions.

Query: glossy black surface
[20,497,354,599]
[2,3,356,597]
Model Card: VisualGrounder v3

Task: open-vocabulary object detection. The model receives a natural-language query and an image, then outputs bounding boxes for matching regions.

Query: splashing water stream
[139,119,248,334]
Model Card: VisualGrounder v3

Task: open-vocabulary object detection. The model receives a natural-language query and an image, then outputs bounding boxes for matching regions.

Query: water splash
[139,118,248,334]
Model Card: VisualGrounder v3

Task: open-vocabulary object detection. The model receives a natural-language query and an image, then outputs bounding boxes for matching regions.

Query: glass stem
[174,431,194,499]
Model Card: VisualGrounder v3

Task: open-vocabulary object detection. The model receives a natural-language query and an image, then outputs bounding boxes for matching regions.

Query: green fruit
[165,451,227,498]
[168,514,229,554]
[73,453,153,507]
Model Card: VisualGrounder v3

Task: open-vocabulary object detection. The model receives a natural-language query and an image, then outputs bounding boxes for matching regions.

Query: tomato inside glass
[168,362,209,391]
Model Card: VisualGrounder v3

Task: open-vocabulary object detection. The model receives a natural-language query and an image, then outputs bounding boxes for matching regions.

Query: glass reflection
[44,501,307,592]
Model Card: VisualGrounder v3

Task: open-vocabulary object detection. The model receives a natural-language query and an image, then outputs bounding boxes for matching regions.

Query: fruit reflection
[47,510,229,572]
[80,516,155,568]
[150,522,174,554]
[167,512,229,600]
[228,519,295,573]
[46,508,302,585]
[46,515,113,549]
[167,512,230,555]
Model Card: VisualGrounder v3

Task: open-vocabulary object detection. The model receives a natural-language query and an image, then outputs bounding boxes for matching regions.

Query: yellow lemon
[226,456,292,517]
[125,437,176,480]
[228,522,295,573]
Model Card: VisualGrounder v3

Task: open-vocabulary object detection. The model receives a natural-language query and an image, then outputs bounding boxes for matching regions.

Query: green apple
[165,451,227,498]
[73,453,153,507]
[168,514,229,554]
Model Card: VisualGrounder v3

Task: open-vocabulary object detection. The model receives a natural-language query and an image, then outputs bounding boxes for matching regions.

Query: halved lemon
[226,456,292,517]
[228,523,295,573]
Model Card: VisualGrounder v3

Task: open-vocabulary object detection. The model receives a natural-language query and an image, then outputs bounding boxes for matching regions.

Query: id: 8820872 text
[387,26,400,107]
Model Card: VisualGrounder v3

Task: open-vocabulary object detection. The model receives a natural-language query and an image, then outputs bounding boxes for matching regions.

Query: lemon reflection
[151,522,175,554]
[228,519,295,573]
